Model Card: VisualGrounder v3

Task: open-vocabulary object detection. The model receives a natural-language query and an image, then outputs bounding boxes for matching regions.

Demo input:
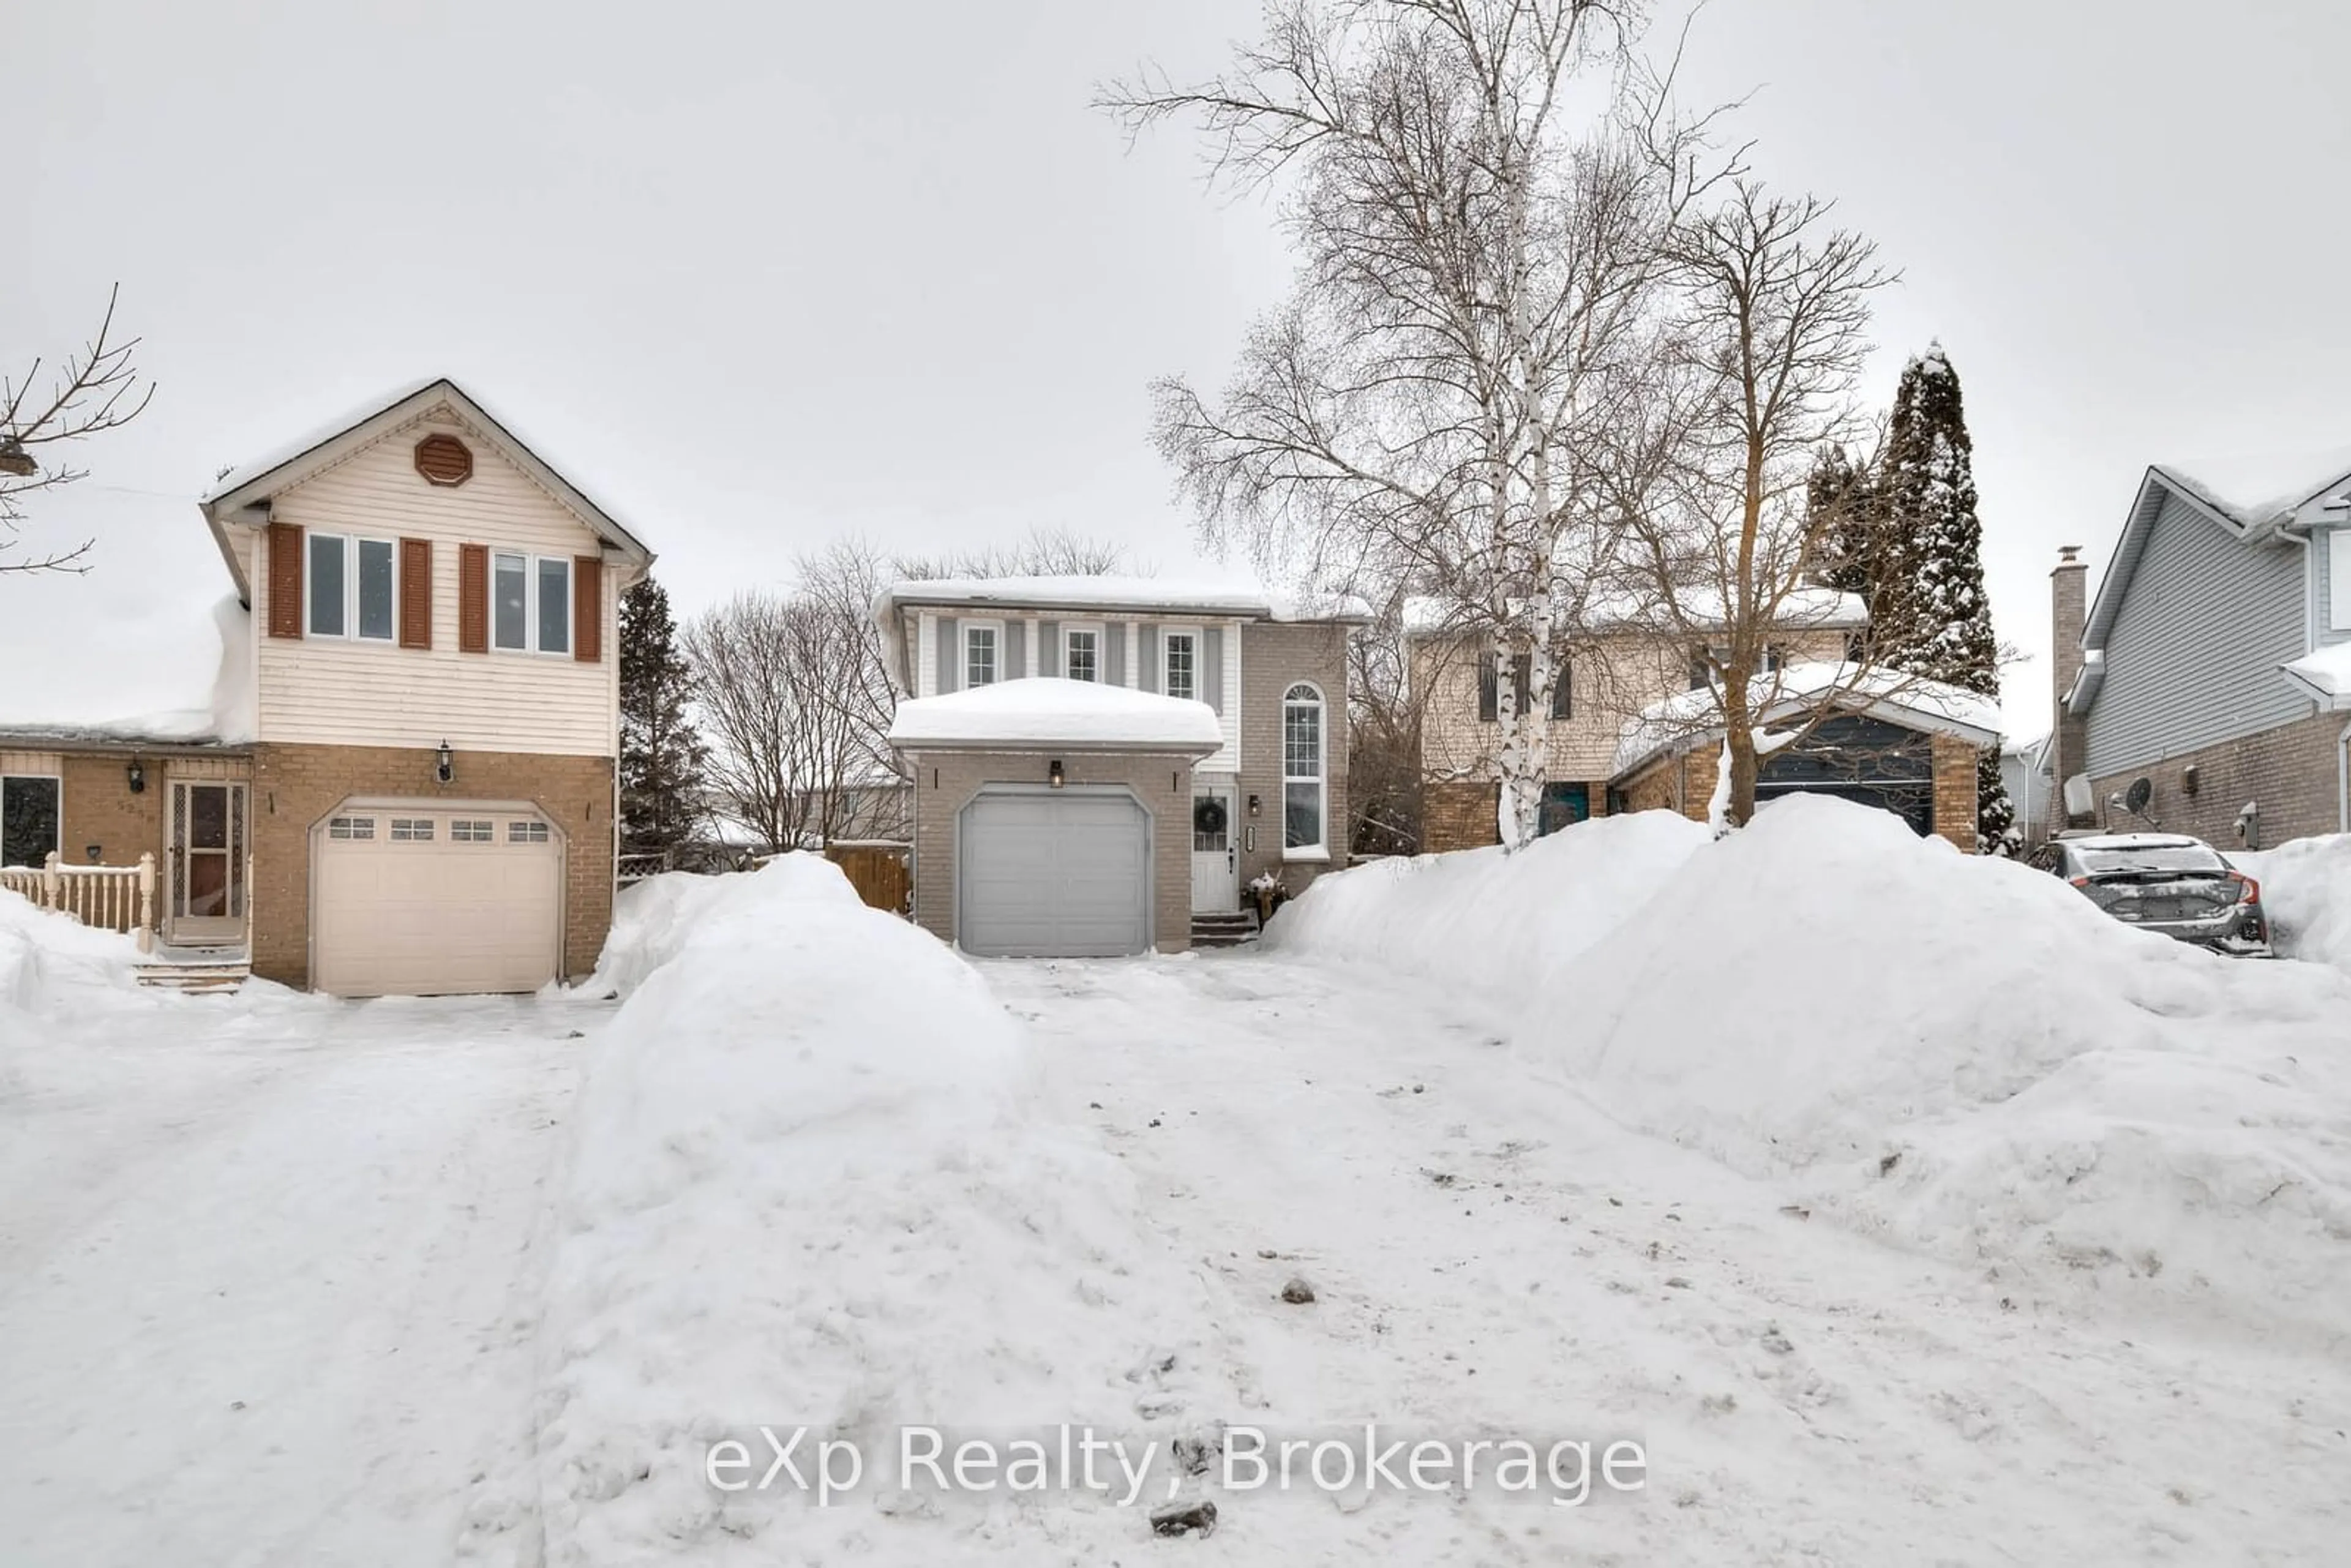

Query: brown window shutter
[572,555,602,662]
[266,522,305,639]
[398,538,433,649]
[458,543,489,653]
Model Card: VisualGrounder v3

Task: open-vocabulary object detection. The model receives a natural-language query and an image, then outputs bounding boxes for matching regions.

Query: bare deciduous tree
[1102,0,1735,849]
[2,286,154,576]
[893,525,1138,582]
[1346,598,1427,855]
[1614,181,1899,827]
[688,530,1142,853]
[686,561,899,852]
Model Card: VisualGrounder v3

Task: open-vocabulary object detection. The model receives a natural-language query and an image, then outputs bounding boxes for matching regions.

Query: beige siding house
[876,579,1363,954]
[1409,594,1862,850]
[0,378,651,995]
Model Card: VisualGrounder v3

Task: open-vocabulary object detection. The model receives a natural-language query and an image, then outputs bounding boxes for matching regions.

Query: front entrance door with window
[168,781,248,944]
[1191,781,1238,913]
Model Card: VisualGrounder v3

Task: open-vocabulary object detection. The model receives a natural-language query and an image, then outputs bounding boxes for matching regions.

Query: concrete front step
[1190,911,1262,949]
[136,945,252,992]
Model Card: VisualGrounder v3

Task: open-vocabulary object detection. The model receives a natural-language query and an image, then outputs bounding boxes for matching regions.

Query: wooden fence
[825,841,911,915]
[1,852,157,952]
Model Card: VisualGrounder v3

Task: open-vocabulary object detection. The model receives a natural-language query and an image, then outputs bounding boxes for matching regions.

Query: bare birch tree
[1613,181,1896,827]
[2,287,154,576]
[1103,0,1733,848]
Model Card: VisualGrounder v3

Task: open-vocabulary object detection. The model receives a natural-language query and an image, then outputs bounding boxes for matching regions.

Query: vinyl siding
[2082,490,2310,777]
[899,609,1240,770]
[252,412,622,757]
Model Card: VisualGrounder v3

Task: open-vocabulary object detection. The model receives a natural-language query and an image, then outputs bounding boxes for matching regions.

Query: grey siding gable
[2083,489,2311,776]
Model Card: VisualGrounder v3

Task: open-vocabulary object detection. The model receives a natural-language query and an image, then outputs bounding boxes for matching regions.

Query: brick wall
[1929,733,1981,853]
[58,754,167,869]
[249,741,615,987]
[904,749,1197,953]
[1238,621,1350,895]
[1618,748,1711,819]
[1422,780,1500,852]
[2088,709,2344,849]
[2048,552,2090,824]
[1614,731,1982,849]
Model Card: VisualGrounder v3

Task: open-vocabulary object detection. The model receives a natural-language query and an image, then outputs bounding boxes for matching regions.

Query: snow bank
[0,890,149,1019]
[1273,798,2351,1320]
[2237,833,2351,975]
[1552,798,2351,1318]
[504,857,1228,1564]
[1263,810,1711,996]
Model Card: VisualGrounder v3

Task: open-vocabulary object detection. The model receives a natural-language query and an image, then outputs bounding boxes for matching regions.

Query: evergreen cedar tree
[619,575,708,852]
[1809,345,2015,850]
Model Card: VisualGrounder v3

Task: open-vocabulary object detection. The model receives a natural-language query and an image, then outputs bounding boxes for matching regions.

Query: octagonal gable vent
[414,433,474,487]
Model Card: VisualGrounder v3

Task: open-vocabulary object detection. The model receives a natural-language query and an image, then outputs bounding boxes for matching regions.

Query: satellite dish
[2124,776,2153,814]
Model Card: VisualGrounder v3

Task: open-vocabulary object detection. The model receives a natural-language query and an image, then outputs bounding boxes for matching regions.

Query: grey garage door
[959,790,1151,958]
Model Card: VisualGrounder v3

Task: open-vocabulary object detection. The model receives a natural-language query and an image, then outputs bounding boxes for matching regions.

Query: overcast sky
[7,0,2349,740]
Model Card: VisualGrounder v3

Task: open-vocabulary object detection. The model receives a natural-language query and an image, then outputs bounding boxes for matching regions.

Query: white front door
[1191,782,1238,913]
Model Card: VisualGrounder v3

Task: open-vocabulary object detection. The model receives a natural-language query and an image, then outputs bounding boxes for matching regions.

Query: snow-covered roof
[1611,661,2003,778]
[0,487,255,745]
[2151,446,2351,533]
[2281,642,2351,709]
[887,678,1224,752]
[874,574,1371,691]
[2080,451,2351,672]
[876,574,1372,626]
[200,378,653,599]
[1403,584,1866,639]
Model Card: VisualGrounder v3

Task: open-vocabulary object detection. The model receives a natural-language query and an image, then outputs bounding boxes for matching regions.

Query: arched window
[1281,682,1326,855]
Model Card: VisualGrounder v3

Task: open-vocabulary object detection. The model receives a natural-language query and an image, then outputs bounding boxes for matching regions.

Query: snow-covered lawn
[4,803,2347,1564]
[991,950,2349,1563]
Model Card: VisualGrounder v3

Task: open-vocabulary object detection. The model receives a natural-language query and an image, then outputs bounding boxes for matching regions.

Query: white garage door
[312,806,563,997]
[959,791,1150,958]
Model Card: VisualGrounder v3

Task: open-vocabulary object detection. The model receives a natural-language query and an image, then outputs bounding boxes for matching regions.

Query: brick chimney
[2049,546,2090,825]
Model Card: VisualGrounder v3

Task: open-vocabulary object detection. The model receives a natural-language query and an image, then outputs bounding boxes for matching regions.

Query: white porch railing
[0,852,157,954]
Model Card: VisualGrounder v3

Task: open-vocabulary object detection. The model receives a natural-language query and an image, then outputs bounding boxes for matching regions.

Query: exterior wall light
[436,740,455,786]
[1248,793,1262,816]
[126,759,145,793]
[1048,759,1065,789]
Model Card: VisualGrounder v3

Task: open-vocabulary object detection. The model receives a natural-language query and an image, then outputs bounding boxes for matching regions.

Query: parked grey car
[2028,832,2273,957]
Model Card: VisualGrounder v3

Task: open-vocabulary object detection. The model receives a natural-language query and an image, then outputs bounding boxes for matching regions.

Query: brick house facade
[1,379,651,996]
[1410,609,1860,853]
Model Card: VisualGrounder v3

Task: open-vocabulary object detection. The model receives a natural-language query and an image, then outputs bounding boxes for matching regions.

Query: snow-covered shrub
[504,855,1228,1564]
